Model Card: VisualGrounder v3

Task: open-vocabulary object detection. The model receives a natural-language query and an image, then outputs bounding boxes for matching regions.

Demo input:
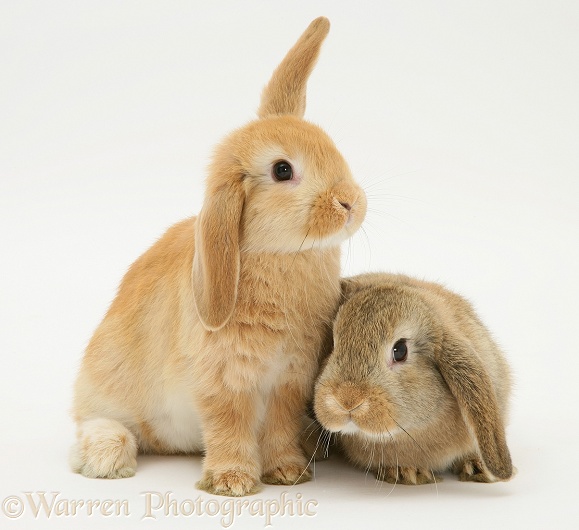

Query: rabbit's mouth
[307,192,366,247]
[335,418,405,440]
[354,426,403,440]
[313,379,400,437]
[320,412,403,440]
[339,419,361,434]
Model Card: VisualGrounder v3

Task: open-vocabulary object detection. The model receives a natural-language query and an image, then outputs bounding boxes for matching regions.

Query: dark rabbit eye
[392,339,408,362]
[272,160,293,181]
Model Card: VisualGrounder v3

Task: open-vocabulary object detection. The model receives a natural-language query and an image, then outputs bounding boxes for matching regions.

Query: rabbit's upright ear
[436,337,513,481]
[257,17,330,119]
[192,176,244,331]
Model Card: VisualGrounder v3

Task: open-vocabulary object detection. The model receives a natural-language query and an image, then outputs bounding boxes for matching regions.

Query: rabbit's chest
[235,253,340,332]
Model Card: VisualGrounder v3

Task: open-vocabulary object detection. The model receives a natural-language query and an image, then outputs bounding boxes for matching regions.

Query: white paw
[71,418,137,479]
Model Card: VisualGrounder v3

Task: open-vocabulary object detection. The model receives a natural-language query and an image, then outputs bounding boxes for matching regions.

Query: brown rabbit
[70,17,366,497]
[313,273,513,484]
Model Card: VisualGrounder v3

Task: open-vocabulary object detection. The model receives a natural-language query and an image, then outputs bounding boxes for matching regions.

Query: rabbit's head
[314,275,513,481]
[192,18,366,331]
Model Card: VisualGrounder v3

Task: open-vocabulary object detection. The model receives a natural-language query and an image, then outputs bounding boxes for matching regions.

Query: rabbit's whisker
[384,414,439,492]
[323,430,331,459]
[382,427,399,496]
[364,438,375,483]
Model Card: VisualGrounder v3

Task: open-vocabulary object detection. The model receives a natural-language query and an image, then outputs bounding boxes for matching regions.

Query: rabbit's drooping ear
[437,337,513,480]
[257,17,330,119]
[192,178,244,331]
[340,277,368,301]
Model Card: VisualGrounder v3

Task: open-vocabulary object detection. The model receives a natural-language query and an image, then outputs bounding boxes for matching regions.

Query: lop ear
[257,17,330,119]
[192,179,244,331]
[437,337,513,481]
[340,277,368,301]
[340,274,383,301]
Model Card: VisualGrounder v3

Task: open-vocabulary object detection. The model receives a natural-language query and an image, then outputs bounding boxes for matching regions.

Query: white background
[1,1,578,528]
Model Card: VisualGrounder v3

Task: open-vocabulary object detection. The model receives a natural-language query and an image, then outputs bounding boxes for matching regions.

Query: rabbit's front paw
[197,469,262,497]
[375,466,441,485]
[262,462,311,485]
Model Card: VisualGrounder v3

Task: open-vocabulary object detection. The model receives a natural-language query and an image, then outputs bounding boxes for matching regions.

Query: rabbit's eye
[392,339,408,362]
[272,161,293,181]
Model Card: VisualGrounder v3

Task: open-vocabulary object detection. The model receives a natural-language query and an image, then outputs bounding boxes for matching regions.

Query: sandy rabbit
[313,273,513,484]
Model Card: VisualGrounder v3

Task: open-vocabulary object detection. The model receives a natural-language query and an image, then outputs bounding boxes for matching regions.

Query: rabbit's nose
[332,383,367,413]
[336,396,365,413]
[332,197,351,212]
[323,394,365,416]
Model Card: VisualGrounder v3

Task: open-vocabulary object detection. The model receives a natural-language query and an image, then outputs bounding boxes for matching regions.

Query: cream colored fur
[71,17,366,497]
